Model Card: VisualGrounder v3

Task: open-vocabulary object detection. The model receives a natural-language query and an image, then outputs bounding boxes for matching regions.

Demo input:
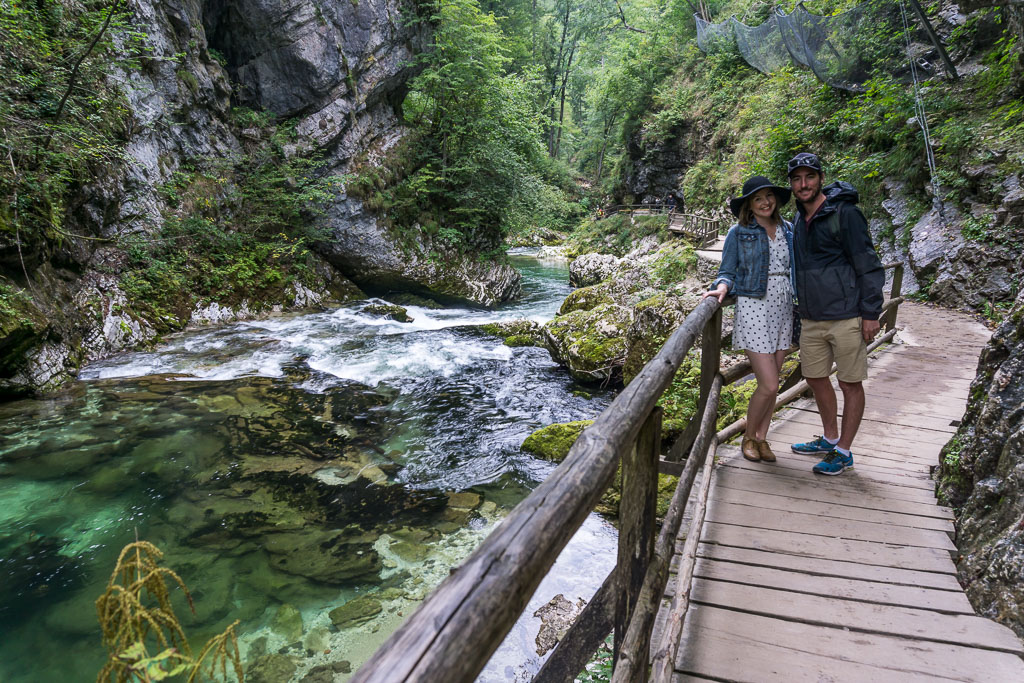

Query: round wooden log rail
[351,297,722,682]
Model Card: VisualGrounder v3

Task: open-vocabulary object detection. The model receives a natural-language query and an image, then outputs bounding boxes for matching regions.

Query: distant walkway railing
[598,203,722,248]
[353,263,905,683]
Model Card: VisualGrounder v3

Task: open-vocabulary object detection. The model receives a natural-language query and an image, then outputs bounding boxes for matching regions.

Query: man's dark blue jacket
[792,182,884,322]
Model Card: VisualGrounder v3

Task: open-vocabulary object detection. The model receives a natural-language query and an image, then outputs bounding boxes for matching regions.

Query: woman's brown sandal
[757,440,777,463]
[741,436,761,462]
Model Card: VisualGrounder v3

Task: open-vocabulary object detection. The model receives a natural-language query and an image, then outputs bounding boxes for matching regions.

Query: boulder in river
[569,253,621,288]
[543,303,631,383]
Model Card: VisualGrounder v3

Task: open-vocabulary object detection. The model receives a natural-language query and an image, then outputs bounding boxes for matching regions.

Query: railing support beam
[613,407,661,678]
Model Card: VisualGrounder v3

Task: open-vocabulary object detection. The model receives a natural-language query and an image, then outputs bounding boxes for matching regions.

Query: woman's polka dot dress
[733,228,793,354]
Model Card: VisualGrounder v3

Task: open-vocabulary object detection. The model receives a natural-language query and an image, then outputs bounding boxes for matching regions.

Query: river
[0,250,618,682]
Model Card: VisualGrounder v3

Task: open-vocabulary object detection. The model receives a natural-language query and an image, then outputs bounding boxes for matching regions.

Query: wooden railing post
[885,263,904,331]
[667,307,722,461]
[613,407,662,678]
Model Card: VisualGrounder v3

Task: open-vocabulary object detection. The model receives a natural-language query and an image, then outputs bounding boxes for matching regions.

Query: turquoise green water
[0,252,618,681]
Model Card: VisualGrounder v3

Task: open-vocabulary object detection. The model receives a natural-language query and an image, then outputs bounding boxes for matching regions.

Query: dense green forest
[2,0,1022,292]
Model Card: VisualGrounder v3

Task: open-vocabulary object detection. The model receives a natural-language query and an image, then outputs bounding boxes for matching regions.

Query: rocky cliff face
[937,288,1024,637]
[201,0,519,305]
[871,174,1024,310]
[2,0,519,397]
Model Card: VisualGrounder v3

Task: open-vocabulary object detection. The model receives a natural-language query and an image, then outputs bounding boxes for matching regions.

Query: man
[787,152,884,475]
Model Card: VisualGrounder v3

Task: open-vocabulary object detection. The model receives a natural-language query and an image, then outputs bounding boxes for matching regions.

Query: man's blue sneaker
[812,449,854,476]
[791,435,837,454]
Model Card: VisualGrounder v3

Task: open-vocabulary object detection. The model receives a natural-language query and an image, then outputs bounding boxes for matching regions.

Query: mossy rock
[558,284,614,315]
[387,293,445,309]
[521,420,594,461]
[504,334,539,347]
[479,318,545,347]
[361,303,413,322]
[623,293,692,383]
[543,303,631,383]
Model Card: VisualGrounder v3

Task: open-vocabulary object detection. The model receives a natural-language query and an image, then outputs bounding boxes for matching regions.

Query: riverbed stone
[271,603,304,643]
[329,595,383,629]
[264,531,382,584]
[246,653,297,683]
[446,491,482,509]
[389,540,431,563]
[303,625,330,653]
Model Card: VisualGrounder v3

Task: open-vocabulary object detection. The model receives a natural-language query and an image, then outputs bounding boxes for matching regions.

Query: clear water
[0,251,618,682]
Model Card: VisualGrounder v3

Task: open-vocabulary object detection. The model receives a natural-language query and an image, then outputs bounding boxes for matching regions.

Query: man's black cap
[787,152,822,177]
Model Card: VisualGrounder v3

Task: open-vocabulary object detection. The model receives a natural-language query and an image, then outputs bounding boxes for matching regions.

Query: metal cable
[899,0,945,221]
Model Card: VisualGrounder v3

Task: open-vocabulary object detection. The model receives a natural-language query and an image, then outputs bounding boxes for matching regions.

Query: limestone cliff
[937,288,1024,637]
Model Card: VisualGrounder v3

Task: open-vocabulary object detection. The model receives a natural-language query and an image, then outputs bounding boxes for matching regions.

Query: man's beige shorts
[799,317,868,382]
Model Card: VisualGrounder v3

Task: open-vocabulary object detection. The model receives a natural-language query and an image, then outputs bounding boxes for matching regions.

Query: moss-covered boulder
[479,318,545,347]
[543,303,631,383]
[361,302,413,322]
[520,419,679,519]
[569,253,620,288]
[558,285,616,315]
[623,293,697,383]
[521,420,594,461]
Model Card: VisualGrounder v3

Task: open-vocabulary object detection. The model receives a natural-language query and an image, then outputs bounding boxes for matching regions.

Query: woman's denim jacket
[711,219,795,299]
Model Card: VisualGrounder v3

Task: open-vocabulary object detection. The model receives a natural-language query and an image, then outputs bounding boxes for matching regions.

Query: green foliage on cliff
[119,114,344,325]
[360,0,586,252]
[0,0,140,259]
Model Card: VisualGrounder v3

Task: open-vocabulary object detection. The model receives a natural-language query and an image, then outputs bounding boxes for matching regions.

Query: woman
[704,175,795,463]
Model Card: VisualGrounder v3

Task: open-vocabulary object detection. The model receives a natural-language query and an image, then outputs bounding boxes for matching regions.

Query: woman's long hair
[738,191,783,227]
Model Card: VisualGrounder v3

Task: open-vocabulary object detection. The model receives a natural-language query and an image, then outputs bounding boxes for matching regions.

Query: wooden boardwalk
[661,302,1024,681]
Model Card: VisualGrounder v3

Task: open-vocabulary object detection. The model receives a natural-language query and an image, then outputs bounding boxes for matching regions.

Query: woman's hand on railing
[703,283,728,303]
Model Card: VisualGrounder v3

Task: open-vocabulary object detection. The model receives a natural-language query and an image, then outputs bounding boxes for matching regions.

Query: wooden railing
[353,262,906,683]
[667,213,719,248]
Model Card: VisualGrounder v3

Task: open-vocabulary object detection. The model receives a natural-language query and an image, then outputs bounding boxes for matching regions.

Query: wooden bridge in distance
[601,203,721,248]
[352,267,1024,682]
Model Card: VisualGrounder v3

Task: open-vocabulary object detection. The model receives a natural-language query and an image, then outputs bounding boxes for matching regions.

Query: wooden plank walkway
[660,302,1024,681]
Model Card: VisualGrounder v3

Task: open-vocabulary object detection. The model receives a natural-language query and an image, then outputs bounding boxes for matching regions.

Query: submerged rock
[247,653,297,683]
[264,531,382,584]
[329,595,383,629]
[271,603,304,643]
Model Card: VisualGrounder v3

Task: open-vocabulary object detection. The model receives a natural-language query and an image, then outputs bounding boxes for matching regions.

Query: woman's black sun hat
[728,175,792,218]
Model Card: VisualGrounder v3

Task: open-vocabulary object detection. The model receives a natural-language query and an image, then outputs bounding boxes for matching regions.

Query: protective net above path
[697,1,944,91]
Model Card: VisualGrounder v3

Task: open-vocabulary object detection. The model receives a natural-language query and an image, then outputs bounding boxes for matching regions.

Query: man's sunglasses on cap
[787,153,822,176]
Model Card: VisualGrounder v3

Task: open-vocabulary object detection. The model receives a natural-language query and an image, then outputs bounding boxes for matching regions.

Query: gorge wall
[1,0,520,398]
[937,289,1024,637]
